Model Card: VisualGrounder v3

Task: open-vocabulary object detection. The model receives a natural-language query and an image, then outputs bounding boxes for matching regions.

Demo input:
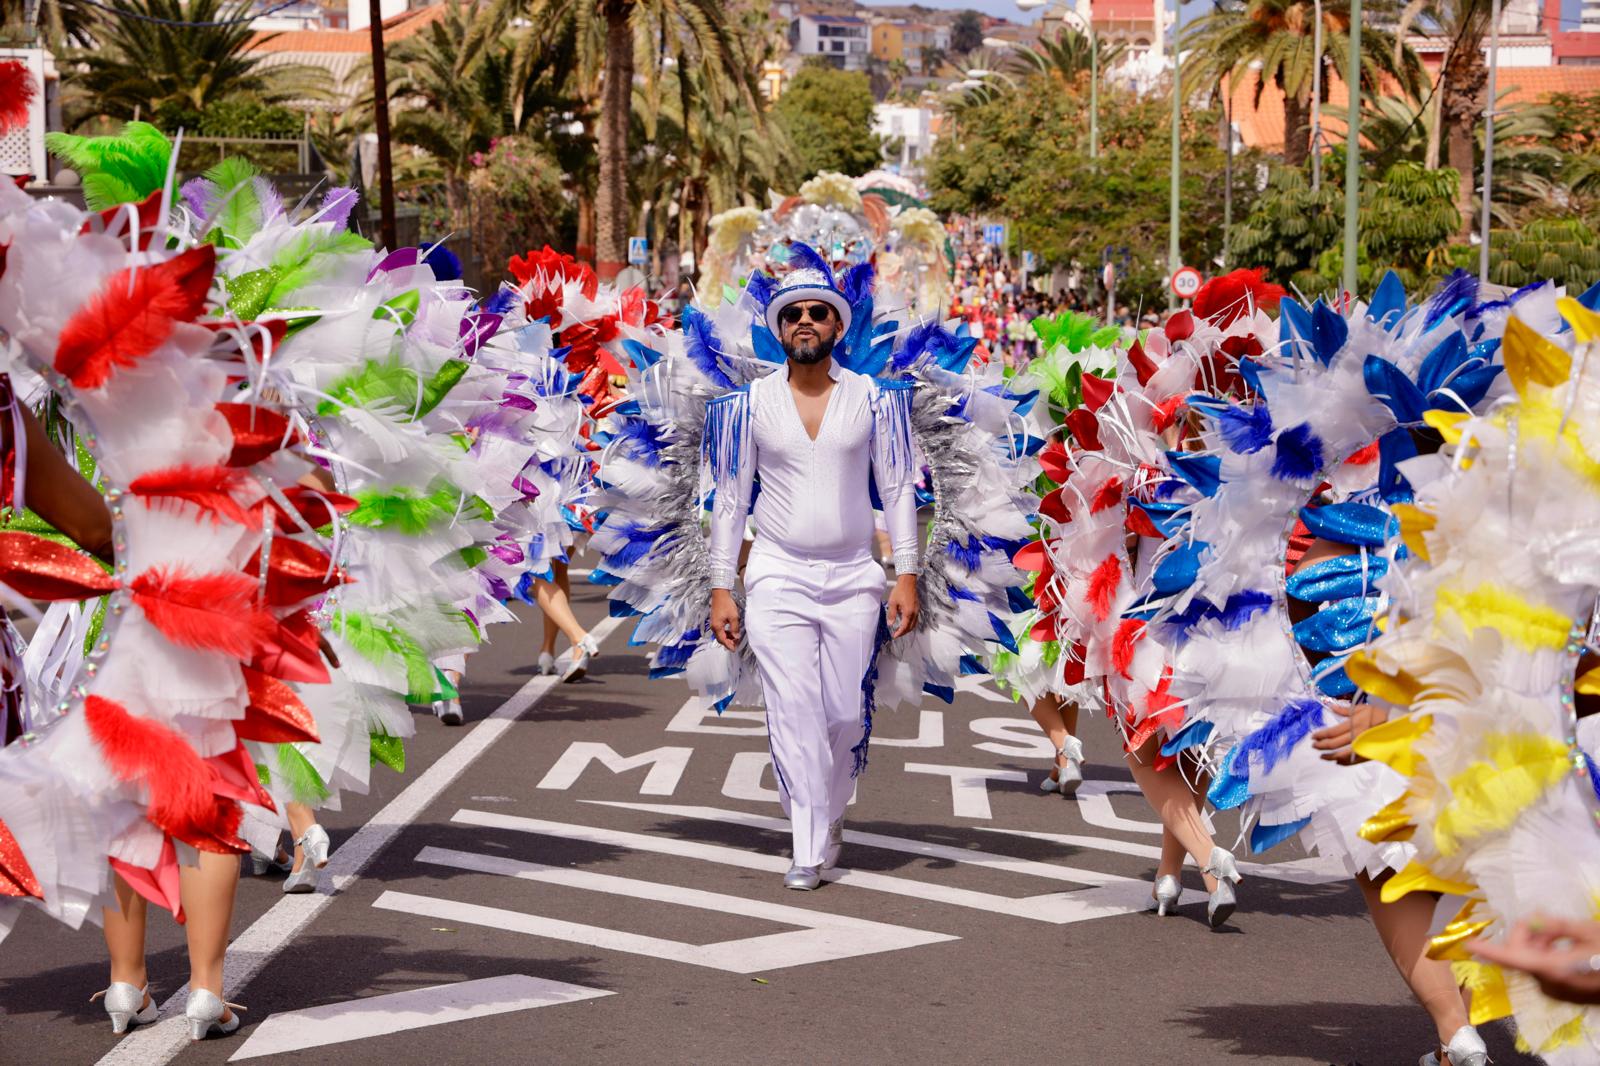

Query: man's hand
[1310,701,1389,764]
[710,588,742,651]
[887,574,919,639]
[1471,916,1600,1006]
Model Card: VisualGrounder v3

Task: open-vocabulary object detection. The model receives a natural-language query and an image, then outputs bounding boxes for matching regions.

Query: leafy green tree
[61,0,326,126]
[950,9,984,55]
[1235,158,1460,295]
[1008,26,1126,83]
[772,63,882,181]
[1475,217,1600,290]
[929,72,1260,312]
[1182,0,1422,167]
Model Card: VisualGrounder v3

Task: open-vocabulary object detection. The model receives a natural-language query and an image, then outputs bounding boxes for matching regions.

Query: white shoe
[297,823,331,869]
[282,862,319,894]
[1419,1025,1488,1066]
[92,982,158,1034]
[184,988,243,1040]
[538,651,556,676]
[784,864,821,890]
[250,847,291,877]
[821,819,844,870]
[562,633,600,683]
[433,699,463,725]
[1054,736,1085,798]
[1150,875,1181,917]
[1204,846,1242,929]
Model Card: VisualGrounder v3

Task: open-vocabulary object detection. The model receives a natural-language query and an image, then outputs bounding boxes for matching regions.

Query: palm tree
[1391,0,1494,239]
[61,0,326,125]
[482,0,761,280]
[1182,0,1423,167]
[1360,88,1560,227]
[1009,26,1126,83]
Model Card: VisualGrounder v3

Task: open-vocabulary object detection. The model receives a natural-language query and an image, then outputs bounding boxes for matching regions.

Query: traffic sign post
[1170,266,1203,302]
[628,236,649,267]
[983,223,1006,247]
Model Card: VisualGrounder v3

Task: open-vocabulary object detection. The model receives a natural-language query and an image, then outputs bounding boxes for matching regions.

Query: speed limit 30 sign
[1170,266,1203,300]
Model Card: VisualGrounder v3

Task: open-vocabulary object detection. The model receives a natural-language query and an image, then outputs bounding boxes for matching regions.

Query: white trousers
[744,545,884,868]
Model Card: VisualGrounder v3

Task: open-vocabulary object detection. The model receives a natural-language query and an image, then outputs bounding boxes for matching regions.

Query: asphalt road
[0,579,1538,1066]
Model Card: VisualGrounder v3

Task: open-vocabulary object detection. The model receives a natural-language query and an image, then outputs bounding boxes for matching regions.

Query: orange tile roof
[1227,64,1600,153]
[246,4,446,53]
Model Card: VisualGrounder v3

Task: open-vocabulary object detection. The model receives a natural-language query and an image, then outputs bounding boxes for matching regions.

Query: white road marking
[448,809,1194,924]
[94,615,627,1066]
[665,698,945,748]
[968,717,1058,758]
[535,741,694,795]
[980,827,1350,886]
[1075,780,1166,834]
[226,974,612,1061]
[903,762,1031,818]
[721,751,856,805]
[383,849,956,972]
[583,801,1133,887]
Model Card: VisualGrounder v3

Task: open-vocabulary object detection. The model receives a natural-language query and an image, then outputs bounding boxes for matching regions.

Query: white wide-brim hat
[764,267,853,336]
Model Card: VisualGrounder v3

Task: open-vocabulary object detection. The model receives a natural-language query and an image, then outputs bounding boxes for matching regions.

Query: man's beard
[783,333,835,365]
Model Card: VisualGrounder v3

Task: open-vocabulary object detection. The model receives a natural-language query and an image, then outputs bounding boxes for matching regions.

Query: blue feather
[1364,354,1428,424]
[1271,422,1324,481]
[608,599,642,618]
[1250,816,1312,854]
[752,322,787,364]
[1376,427,1416,504]
[612,417,669,467]
[622,338,662,371]
[682,306,735,389]
[1309,299,1348,365]
[841,260,875,306]
[604,523,673,568]
[1443,364,1503,411]
[945,537,982,571]
[1167,452,1222,496]
[1217,403,1274,454]
[959,654,988,676]
[1006,585,1034,613]
[1166,589,1273,635]
[784,241,833,279]
[1580,277,1600,312]
[1231,698,1326,776]
[989,612,1019,653]
[1424,269,1477,328]
[483,287,518,316]
[1160,718,1214,757]
[923,682,955,704]
[745,271,775,308]
[1416,332,1469,396]
[1368,270,1407,330]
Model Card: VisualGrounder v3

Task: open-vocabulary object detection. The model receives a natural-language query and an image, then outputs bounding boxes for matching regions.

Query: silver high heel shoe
[821,819,844,871]
[91,982,158,1034]
[250,847,292,877]
[1054,736,1085,797]
[1418,1024,1488,1066]
[562,633,601,682]
[537,651,556,676]
[184,988,243,1041]
[1150,874,1181,917]
[432,698,463,725]
[1204,846,1242,928]
[283,824,331,893]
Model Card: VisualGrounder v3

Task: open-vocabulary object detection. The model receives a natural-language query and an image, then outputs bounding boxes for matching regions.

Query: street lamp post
[1479,0,1503,285]
[1169,0,1183,309]
[1341,0,1360,300]
[1311,0,1323,191]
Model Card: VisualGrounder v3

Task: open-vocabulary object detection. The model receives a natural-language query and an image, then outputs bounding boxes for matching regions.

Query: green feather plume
[45,121,172,211]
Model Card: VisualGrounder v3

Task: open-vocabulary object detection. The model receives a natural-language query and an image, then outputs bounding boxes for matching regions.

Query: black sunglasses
[779,304,835,326]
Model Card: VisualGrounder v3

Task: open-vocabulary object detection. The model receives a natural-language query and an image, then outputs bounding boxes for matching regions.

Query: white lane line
[97,615,626,1066]
[385,847,955,972]
[581,800,1133,887]
[978,827,1350,886]
[449,809,1192,925]
[227,974,612,1061]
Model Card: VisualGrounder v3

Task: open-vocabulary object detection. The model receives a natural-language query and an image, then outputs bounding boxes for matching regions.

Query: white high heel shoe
[1204,846,1242,929]
[283,824,331,893]
[1150,875,1181,917]
[1418,1025,1488,1066]
[537,651,556,676]
[184,988,243,1040]
[1054,736,1085,797]
[562,633,600,682]
[250,848,291,877]
[91,982,158,1034]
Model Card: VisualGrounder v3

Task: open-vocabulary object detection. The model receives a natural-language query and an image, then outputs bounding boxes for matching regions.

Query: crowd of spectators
[946,221,1095,369]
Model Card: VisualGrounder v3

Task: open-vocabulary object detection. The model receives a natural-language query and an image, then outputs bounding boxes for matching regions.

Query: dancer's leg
[816,563,884,828]
[1357,874,1471,1047]
[180,851,240,1020]
[285,801,317,873]
[102,873,149,994]
[1125,737,1220,892]
[533,578,588,649]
